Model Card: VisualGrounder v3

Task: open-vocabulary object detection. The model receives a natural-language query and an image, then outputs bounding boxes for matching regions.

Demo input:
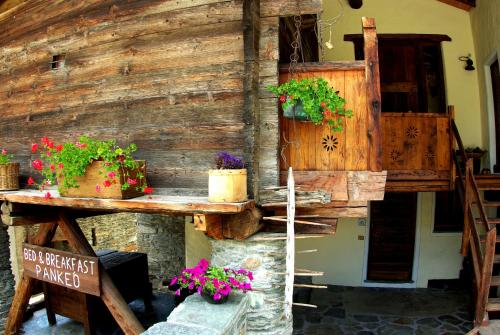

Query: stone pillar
[0,225,15,331]
[211,232,292,335]
[136,214,186,290]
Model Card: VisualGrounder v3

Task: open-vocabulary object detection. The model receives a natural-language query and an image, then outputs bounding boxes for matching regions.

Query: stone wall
[77,213,138,251]
[136,214,186,290]
[0,226,15,331]
[211,233,292,335]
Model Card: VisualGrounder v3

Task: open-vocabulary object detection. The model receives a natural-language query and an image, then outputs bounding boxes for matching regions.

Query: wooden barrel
[208,169,247,203]
[0,163,19,191]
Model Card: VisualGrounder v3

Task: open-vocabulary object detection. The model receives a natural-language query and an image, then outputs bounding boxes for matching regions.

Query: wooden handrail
[452,117,496,326]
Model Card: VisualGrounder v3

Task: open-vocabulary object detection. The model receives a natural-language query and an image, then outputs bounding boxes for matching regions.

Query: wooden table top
[0,189,255,215]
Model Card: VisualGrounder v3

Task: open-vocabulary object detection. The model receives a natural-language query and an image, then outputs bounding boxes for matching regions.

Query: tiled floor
[19,285,484,335]
[293,285,474,335]
[20,293,175,335]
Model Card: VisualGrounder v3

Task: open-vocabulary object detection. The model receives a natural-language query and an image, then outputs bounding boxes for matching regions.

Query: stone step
[490,276,500,287]
[487,298,500,312]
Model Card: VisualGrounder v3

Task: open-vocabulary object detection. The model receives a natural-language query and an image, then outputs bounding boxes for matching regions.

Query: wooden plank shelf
[0,189,255,215]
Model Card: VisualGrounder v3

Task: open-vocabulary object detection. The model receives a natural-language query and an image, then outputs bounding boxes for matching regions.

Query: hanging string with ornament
[314,0,344,60]
[280,13,304,169]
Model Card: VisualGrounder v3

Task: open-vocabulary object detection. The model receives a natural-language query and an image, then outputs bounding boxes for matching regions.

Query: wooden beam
[344,33,452,42]
[363,17,382,172]
[57,211,145,335]
[221,208,263,240]
[437,0,475,11]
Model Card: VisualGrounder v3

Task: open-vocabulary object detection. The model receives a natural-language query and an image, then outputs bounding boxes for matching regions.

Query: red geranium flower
[27,177,34,185]
[144,187,154,194]
[56,145,63,152]
[103,180,111,187]
[320,102,326,108]
[279,95,286,103]
[44,191,52,199]
[31,143,38,153]
[32,159,43,171]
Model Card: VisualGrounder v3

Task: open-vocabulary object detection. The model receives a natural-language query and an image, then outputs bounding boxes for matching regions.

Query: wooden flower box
[58,160,146,199]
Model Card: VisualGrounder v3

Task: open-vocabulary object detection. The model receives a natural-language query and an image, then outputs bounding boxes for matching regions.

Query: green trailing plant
[29,136,152,196]
[267,77,352,132]
[0,149,13,165]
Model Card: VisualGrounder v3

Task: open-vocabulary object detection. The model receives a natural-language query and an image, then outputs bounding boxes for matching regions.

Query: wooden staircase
[452,120,499,327]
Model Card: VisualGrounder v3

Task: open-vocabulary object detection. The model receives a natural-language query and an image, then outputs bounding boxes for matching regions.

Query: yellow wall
[295,194,463,287]
[415,193,463,287]
[323,0,482,148]
[185,220,212,268]
[296,219,366,286]
[470,0,500,166]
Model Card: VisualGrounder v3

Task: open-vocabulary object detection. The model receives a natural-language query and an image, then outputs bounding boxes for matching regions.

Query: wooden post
[4,222,59,335]
[461,159,472,256]
[448,106,456,191]
[475,227,496,326]
[284,167,295,320]
[363,17,382,172]
[56,211,145,335]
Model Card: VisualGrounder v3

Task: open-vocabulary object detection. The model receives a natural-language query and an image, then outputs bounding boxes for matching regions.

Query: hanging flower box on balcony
[29,136,152,199]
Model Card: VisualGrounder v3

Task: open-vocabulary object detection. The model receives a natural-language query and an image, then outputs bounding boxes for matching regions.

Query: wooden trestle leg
[56,210,145,335]
[4,222,59,335]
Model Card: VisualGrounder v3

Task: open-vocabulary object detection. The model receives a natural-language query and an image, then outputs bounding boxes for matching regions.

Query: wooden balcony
[382,110,454,192]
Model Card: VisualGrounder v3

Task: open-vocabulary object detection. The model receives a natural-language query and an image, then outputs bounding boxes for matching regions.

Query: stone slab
[143,293,248,335]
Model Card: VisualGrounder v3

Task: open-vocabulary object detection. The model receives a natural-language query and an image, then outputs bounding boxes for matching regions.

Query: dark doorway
[279,14,319,64]
[368,193,418,282]
[491,59,500,168]
[345,34,449,113]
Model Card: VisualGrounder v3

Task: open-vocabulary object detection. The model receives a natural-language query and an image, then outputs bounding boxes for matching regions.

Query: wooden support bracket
[195,208,263,240]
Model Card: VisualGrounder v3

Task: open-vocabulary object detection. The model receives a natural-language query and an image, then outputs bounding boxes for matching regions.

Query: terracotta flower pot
[208,169,247,203]
[0,163,19,191]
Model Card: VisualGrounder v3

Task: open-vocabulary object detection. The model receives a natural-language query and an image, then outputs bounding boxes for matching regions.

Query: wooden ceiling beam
[437,0,476,11]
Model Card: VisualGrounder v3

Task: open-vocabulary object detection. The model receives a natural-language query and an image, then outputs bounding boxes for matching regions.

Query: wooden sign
[22,243,101,296]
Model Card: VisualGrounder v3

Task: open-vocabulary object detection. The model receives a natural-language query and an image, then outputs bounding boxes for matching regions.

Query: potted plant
[169,258,253,304]
[29,136,153,199]
[0,149,19,191]
[208,152,247,203]
[267,77,352,132]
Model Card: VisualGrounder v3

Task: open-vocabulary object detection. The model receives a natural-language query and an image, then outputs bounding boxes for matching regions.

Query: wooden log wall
[257,0,322,189]
[0,0,261,193]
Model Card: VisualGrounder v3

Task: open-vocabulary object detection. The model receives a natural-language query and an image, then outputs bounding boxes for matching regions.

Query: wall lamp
[348,0,363,9]
[459,55,475,71]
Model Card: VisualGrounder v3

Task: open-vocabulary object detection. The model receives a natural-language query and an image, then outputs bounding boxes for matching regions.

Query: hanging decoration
[314,0,345,59]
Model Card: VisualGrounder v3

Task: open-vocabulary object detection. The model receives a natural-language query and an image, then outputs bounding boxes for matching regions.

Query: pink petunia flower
[44,192,52,199]
[127,178,137,185]
[95,185,101,193]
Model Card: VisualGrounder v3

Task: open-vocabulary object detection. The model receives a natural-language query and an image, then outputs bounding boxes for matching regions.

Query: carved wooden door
[367,192,417,282]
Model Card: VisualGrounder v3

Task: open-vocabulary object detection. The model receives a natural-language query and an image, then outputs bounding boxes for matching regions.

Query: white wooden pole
[284,167,295,320]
